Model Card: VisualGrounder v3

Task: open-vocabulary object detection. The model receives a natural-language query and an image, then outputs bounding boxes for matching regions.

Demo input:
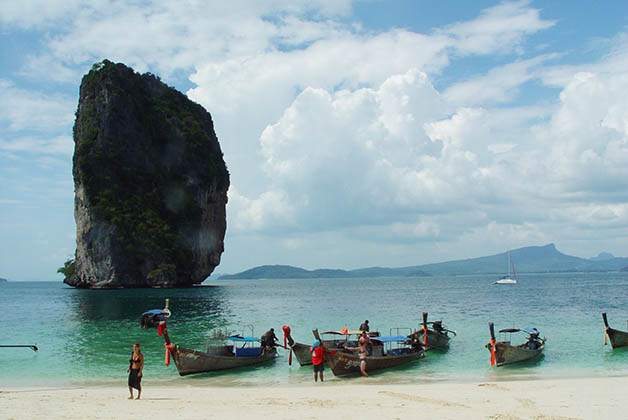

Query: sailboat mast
[511,252,519,282]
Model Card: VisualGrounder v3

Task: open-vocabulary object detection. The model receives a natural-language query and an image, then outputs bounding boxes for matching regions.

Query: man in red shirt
[309,339,336,382]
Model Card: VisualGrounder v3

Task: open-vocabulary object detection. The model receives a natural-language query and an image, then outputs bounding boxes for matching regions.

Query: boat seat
[370,346,384,357]
[236,347,261,357]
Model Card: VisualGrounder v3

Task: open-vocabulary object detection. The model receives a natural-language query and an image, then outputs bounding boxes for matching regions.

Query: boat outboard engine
[140,299,171,328]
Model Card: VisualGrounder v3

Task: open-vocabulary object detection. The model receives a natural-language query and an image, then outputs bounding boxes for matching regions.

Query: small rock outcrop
[65,60,229,288]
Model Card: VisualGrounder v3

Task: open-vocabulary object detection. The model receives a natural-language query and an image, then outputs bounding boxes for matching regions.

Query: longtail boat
[159,323,277,375]
[486,322,545,366]
[282,326,376,366]
[314,329,423,376]
[143,300,277,376]
[602,312,628,348]
[0,344,38,351]
[413,312,456,350]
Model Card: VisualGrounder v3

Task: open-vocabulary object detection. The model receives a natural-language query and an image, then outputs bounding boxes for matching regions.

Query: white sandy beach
[1,376,625,420]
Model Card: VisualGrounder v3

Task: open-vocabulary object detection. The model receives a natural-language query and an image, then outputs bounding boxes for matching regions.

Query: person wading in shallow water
[346,331,371,377]
[127,343,144,400]
[309,339,336,383]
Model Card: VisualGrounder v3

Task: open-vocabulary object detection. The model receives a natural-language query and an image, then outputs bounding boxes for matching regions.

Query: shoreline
[2,365,626,389]
[3,376,626,419]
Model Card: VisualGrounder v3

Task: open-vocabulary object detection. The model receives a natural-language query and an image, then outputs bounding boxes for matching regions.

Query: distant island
[590,252,615,261]
[0,277,7,283]
[219,265,430,280]
[220,243,628,279]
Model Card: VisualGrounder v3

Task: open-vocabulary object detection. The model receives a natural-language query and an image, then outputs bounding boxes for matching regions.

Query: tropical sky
[2,1,628,280]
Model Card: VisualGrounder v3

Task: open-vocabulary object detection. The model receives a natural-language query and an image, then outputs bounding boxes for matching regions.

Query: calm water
[1,273,628,387]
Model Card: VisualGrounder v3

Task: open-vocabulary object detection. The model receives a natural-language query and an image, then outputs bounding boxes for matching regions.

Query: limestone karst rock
[65,60,229,288]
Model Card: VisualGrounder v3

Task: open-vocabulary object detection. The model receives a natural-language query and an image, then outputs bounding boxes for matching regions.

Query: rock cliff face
[66,60,229,288]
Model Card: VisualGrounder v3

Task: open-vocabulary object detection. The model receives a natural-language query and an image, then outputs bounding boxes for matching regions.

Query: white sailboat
[494,251,518,284]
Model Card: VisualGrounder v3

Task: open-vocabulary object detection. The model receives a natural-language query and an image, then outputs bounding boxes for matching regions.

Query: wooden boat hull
[325,349,424,376]
[171,346,277,376]
[486,342,544,366]
[602,312,628,349]
[291,338,360,366]
[291,342,313,366]
[606,328,628,349]
[418,330,451,350]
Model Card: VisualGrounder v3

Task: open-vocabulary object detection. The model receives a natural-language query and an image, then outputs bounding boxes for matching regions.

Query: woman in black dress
[127,343,144,399]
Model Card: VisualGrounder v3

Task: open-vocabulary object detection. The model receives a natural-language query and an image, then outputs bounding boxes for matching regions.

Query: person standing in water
[127,343,144,399]
[346,331,370,377]
[309,340,336,383]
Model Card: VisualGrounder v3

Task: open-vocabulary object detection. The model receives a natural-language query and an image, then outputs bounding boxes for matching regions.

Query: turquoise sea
[2,273,628,387]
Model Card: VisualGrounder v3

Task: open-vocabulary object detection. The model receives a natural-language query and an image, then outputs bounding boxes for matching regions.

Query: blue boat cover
[142,309,164,315]
[521,328,539,335]
[236,347,261,357]
[370,336,409,343]
[228,336,260,342]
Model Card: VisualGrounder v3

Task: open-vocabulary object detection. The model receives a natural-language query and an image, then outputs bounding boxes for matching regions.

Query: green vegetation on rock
[57,259,76,281]
[67,60,229,288]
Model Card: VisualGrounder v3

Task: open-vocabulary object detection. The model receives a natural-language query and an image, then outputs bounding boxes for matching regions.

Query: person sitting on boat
[309,339,336,383]
[526,330,541,350]
[359,320,370,332]
[261,328,279,349]
[433,321,444,334]
[345,331,371,377]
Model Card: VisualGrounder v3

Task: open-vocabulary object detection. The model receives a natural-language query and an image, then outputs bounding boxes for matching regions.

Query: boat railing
[389,327,412,337]
[243,324,255,338]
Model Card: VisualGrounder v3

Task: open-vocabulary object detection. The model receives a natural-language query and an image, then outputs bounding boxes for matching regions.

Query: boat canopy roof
[322,330,363,335]
[370,336,409,343]
[142,309,165,315]
[498,328,539,335]
[227,336,259,342]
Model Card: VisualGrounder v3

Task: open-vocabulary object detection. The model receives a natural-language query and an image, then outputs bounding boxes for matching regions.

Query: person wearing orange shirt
[309,339,336,382]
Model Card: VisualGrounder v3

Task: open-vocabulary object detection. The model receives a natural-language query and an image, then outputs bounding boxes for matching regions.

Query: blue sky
[2,0,628,280]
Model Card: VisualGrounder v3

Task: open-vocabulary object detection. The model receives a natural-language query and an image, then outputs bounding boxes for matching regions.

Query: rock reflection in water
[62,285,233,380]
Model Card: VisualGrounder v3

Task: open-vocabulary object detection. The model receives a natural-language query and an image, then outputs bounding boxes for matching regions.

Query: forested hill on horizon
[219,244,628,279]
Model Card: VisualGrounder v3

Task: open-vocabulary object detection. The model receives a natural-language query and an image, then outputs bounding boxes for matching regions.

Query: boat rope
[164,342,175,366]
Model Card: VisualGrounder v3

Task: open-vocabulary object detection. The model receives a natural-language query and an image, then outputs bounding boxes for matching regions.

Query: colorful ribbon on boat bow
[422,325,428,346]
[489,339,496,366]
[164,342,175,366]
[282,326,290,349]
